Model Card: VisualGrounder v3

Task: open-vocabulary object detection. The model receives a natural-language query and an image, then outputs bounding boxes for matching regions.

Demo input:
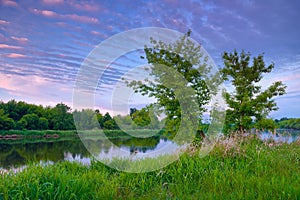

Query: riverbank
[1,134,299,199]
[0,129,162,140]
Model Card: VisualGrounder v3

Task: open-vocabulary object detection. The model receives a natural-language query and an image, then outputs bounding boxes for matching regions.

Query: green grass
[0,135,299,199]
[0,130,77,137]
[0,129,161,139]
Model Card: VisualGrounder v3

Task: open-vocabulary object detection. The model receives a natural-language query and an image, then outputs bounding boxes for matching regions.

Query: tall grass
[0,135,299,199]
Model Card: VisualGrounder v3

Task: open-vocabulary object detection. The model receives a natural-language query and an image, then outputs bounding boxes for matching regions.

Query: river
[0,130,299,172]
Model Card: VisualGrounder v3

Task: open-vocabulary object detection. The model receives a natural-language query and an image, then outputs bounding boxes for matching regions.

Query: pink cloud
[0,0,17,7]
[0,19,10,25]
[41,0,104,13]
[41,10,57,17]
[11,36,29,43]
[31,8,99,24]
[5,53,26,58]
[0,44,23,49]
[32,9,58,17]
[65,13,99,23]
[68,1,102,12]
[90,30,108,38]
[0,73,74,108]
[42,0,64,4]
[91,30,99,35]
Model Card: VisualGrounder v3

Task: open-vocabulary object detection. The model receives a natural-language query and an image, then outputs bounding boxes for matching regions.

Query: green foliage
[101,112,119,130]
[73,109,99,130]
[131,107,151,127]
[50,103,75,130]
[222,50,286,133]
[18,113,40,130]
[277,118,300,129]
[0,100,76,131]
[0,109,15,130]
[0,99,162,132]
[255,118,277,132]
[0,137,299,199]
[128,31,214,137]
[103,119,118,129]
[38,117,49,130]
[131,106,160,129]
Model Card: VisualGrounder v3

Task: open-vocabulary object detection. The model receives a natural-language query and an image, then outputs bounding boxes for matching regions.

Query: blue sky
[0,0,300,118]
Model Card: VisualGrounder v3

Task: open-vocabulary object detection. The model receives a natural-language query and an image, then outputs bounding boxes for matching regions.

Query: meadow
[1,134,299,199]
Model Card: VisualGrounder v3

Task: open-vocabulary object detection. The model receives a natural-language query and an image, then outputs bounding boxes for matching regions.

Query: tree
[222,50,286,133]
[38,117,49,130]
[73,109,99,130]
[18,113,39,130]
[277,118,300,129]
[129,108,137,117]
[128,31,214,136]
[131,108,151,128]
[255,118,277,133]
[0,109,15,130]
[103,120,117,130]
[131,106,160,129]
[50,103,75,130]
[101,112,118,130]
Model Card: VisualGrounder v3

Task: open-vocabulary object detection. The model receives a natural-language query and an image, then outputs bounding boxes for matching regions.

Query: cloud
[11,36,29,43]
[65,13,99,24]
[0,73,73,107]
[90,30,108,38]
[0,19,10,25]
[41,0,103,12]
[4,53,26,58]
[68,1,103,12]
[0,44,23,49]
[31,8,99,24]
[42,0,64,4]
[0,0,17,7]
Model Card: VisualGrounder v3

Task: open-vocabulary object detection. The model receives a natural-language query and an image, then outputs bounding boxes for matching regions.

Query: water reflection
[259,129,300,143]
[0,136,175,170]
[1,130,299,171]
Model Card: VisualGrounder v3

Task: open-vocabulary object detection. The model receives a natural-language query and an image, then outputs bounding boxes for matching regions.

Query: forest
[0,99,160,131]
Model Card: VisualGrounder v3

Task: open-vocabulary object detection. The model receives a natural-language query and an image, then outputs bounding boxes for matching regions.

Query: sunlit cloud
[0,19,9,25]
[31,8,99,24]
[0,73,73,106]
[0,0,17,7]
[90,30,108,38]
[4,53,26,58]
[0,44,23,49]
[11,36,29,43]
[68,1,103,12]
[41,0,103,12]
[41,0,64,5]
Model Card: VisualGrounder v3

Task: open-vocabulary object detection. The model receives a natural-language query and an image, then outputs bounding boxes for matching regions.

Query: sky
[0,0,300,119]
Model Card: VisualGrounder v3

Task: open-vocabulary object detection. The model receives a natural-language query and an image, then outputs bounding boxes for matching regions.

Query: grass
[0,135,299,199]
[0,129,162,139]
[0,130,77,137]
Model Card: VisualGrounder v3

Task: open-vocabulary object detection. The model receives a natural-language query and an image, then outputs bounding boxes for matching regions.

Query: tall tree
[128,31,214,136]
[222,50,286,133]
[50,103,75,130]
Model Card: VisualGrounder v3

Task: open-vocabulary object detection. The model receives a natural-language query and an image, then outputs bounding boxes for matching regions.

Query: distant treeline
[1,100,299,132]
[275,118,300,130]
[0,100,160,131]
